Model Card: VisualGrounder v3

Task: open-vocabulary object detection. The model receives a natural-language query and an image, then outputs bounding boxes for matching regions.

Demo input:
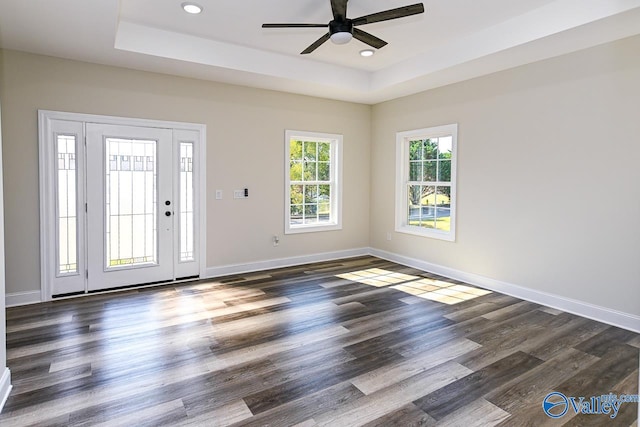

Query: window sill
[285,223,342,235]
[395,225,455,242]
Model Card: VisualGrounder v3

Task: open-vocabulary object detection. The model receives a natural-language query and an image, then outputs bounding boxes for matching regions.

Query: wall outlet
[233,190,245,199]
[273,235,280,247]
[386,232,392,241]
[215,190,223,200]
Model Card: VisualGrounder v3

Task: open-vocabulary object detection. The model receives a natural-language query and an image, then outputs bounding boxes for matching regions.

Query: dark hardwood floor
[1,256,638,426]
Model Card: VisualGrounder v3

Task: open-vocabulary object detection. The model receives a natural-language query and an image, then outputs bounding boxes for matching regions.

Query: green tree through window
[407,137,453,231]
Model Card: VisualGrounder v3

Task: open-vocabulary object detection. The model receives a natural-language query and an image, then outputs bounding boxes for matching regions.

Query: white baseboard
[370,248,640,333]
[205,247,370,279]
[0,367,11,414]
[6,291,42,307]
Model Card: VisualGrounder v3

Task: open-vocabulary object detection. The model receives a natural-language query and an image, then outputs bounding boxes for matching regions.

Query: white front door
[39,111,204,298]
[86,123,174,291]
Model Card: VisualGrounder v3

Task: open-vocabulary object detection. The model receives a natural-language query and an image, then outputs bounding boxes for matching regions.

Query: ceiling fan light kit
[262,0,424,55]
[330,32,353,45]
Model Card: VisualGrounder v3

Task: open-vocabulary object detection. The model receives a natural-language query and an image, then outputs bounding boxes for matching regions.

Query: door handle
[165,211,172,217]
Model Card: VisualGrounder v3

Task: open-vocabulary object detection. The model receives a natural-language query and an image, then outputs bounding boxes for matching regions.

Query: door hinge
[86,270,88,279]
[85,203,87,213]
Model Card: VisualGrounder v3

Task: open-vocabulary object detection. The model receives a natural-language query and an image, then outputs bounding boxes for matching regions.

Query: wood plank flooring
[1,256,638,426]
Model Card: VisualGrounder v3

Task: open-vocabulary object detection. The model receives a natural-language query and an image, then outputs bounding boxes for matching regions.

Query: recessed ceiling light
[360,49,375,57]
[181,2,203,14]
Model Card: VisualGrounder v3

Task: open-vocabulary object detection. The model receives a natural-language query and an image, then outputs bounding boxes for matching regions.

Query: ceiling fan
[262,0,425,54]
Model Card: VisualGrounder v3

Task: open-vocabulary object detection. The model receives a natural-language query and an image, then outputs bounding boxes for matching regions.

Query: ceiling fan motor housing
[329,19,353,36]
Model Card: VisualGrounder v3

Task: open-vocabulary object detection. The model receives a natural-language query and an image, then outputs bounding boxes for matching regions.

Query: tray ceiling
[1,0,640,103]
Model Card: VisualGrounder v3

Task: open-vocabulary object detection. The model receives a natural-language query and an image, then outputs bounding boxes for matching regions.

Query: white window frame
[395,123,458,241]
[284,130,343,234]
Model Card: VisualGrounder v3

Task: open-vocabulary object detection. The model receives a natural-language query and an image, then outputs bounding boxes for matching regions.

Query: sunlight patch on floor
[336,268,420,287]
[336,269,492,305]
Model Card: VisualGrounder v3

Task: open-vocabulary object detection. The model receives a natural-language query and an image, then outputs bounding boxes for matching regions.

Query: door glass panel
[105,138,157,268]
[57,134,77,274]
[179,142,194,262]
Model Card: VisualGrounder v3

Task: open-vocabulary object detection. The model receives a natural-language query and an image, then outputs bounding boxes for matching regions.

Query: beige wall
[371,35,640,316]
[0,49,371,295]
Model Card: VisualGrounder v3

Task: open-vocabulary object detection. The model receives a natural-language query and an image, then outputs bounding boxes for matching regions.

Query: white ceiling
[1,0,640,104]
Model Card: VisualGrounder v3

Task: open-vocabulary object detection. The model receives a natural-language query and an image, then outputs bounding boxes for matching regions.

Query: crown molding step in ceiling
[1,0,640,103]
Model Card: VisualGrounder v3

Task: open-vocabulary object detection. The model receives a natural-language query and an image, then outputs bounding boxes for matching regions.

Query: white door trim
[38,110,207,300]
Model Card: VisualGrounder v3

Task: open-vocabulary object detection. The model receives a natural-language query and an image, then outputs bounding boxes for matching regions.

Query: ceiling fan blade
[301,32,331,54]
[352,3,424,26]
[263,23,328,28]
[352,28,387,49]
[330,0,348,21]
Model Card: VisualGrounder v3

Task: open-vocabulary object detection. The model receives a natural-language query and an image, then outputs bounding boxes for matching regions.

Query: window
[396,124,457,241]
[285,130,342,234]
[56,134,78,274]
[179,141,194,261]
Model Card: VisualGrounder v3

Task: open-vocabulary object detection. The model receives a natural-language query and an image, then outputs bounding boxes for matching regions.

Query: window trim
[395,123,458,241]
[284,129,343,234]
